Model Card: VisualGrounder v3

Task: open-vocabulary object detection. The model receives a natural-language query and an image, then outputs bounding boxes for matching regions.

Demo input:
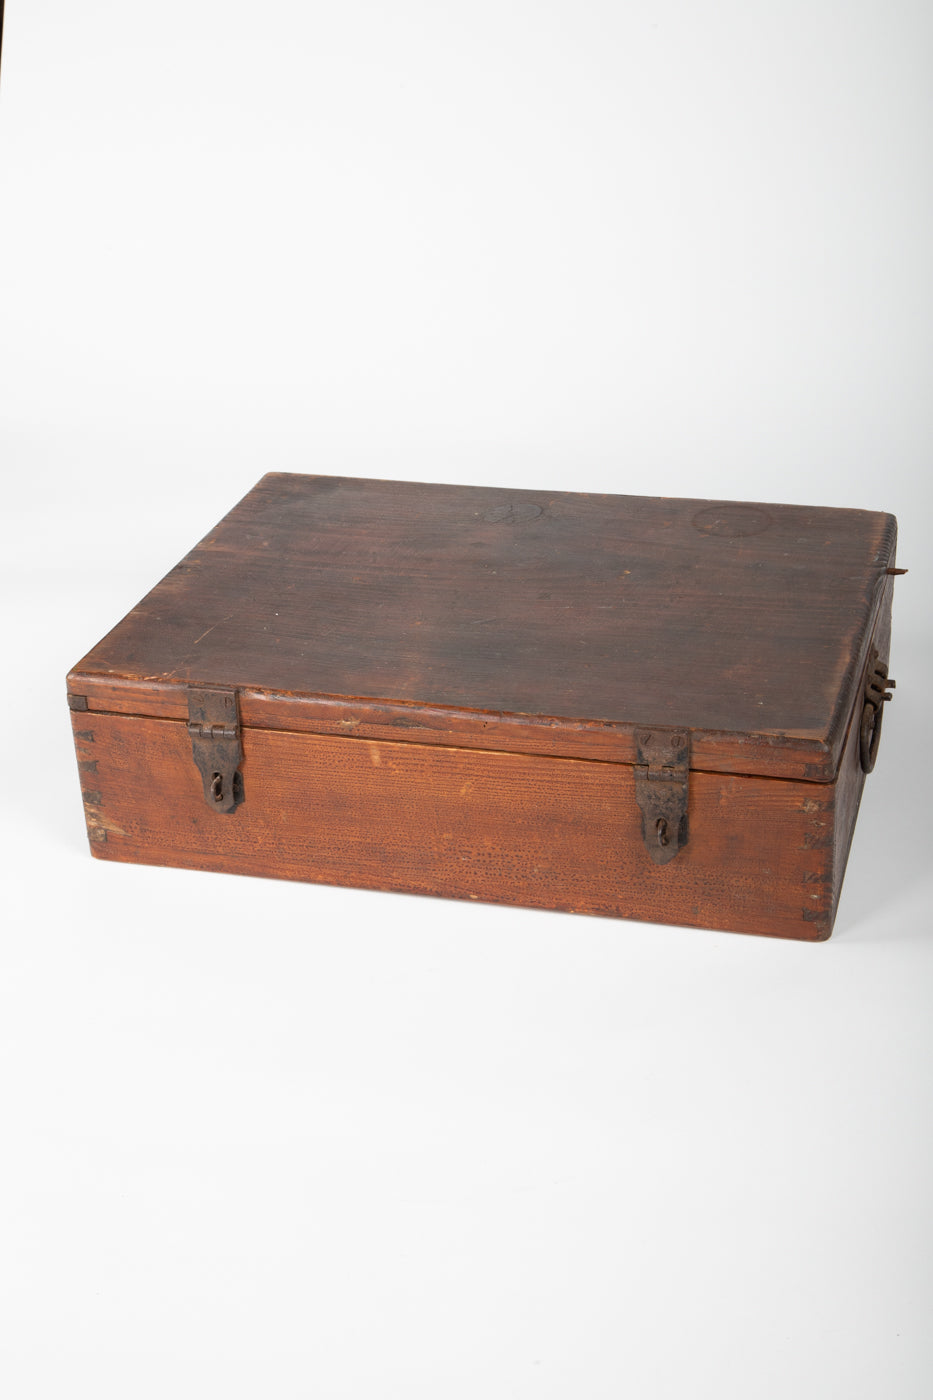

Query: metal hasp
[859,647,895,775]
[634,729,690,865]
[187,685,243,812]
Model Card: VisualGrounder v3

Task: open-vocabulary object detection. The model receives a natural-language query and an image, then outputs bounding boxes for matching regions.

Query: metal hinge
[634,729,690,865]
[187,686,243,813]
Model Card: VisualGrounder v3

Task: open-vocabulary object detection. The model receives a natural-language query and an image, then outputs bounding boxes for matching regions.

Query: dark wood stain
[66,474,900,938]
[69,474,896,782]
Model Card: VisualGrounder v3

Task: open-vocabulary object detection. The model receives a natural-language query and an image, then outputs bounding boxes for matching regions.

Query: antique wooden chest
[67,474,900,939]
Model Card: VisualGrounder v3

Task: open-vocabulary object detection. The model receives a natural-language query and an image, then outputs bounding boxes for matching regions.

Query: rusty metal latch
[634,729,690,865]
[187,686,243,812]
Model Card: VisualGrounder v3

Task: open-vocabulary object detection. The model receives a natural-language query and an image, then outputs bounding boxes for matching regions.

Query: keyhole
[656,818,669,847]
[210,772,224,803]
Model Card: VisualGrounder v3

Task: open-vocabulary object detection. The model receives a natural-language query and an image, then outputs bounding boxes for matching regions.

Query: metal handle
[859,652,895,775]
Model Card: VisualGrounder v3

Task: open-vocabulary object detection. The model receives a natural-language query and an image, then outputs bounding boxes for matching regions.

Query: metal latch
[634,729,690,865]
[187,686,243,812]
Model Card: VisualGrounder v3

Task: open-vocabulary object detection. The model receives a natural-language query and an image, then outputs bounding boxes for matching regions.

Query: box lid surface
[69,474,897,781]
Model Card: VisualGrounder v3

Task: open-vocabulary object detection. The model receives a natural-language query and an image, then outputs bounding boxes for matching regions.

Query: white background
[2,2,932,1395]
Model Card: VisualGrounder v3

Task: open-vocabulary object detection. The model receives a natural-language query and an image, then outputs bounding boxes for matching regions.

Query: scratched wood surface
[68,474,897,782]
[73,708,858,940]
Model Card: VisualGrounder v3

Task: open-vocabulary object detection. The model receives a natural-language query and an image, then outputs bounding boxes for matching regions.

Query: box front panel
[71,712,837,939]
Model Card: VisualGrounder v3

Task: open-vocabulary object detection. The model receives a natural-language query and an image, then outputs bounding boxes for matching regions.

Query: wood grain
[66,477,900,938]
[68,474,897,782]
[72,709,845,940]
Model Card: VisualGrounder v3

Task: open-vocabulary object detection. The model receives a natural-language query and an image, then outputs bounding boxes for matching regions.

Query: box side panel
[830,691,867,931]
[71,712,835,941]
[830,574,895,927]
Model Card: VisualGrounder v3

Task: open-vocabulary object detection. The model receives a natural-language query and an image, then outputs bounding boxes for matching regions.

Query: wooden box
[67,474,900,940]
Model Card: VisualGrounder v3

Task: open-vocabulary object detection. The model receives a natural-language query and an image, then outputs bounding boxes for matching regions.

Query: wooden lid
[68,473,897,781]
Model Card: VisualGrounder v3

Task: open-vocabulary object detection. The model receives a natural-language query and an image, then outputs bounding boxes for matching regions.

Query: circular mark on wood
[692,504,772,537]
[483,501,543,525]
